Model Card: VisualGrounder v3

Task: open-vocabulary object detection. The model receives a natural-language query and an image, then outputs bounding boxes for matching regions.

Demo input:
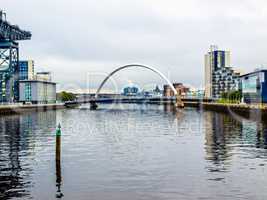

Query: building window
[25,83,31,101]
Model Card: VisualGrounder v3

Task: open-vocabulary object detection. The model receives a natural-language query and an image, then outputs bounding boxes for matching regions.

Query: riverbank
[184,101,267,120]
[0,99,266,121]
[0,103,66,115]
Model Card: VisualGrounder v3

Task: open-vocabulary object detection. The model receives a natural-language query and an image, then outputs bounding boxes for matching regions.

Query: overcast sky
[2,0,267,92]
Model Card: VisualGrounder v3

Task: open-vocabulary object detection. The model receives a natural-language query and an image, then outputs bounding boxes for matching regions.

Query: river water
[0,104,267,200]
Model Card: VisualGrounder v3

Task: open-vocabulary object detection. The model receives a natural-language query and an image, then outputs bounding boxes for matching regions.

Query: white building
[19,80,56,104]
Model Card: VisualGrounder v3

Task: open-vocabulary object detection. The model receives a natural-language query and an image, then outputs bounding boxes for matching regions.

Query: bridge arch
[95,64,177,98]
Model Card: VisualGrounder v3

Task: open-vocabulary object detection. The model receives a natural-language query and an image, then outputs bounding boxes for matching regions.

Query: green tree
[57,91,77,102]
[219,90,242,103]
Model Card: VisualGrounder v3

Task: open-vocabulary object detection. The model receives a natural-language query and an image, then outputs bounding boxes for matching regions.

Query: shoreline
[0,103,66,115]
[0,100,266,121]
[183,101,267,120]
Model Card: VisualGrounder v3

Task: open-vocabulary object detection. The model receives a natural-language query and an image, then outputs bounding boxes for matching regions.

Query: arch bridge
[90,64,184,109]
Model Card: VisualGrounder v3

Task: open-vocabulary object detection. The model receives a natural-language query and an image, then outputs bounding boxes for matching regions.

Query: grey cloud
[2,0,267,90]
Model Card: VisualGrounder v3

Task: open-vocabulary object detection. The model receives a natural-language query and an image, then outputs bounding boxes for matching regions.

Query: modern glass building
[122,84,140,96]
[19,60,34,80]
[204,45,240,99]
[240,70,267,103]
[19,80,56,104]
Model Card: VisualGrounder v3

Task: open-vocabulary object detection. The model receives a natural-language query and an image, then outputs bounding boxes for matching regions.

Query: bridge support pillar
[90,100,98,110]
[175,94,184,108]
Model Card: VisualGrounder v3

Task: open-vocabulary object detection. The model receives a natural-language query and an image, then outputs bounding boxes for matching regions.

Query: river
[0,104,267,200]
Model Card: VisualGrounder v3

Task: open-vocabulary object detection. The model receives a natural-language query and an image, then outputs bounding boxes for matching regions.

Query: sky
[2,0,267,92]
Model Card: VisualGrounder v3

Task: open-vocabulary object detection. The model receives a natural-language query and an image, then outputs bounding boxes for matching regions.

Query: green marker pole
[55,123,63,198]
[56,123,61,136]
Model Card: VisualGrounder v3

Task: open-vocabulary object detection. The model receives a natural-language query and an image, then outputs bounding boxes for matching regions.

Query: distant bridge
[95,64,177,98]
[65,64,187,109]
[70,96,177,104]
[64,96,211,108]
[91,64,184,109]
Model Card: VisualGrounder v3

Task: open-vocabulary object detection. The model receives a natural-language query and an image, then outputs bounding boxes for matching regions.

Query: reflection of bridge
[91,64,184,109]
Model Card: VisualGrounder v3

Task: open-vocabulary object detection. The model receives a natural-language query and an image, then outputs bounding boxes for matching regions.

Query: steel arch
[95,64,177,98]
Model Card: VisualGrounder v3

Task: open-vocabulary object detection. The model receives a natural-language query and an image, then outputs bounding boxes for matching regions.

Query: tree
[219,90,242,103]
[57,91,77,102]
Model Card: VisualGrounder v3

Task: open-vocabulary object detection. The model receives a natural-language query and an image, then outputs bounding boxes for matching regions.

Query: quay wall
[184,101,267,120]
[0,104,65,115]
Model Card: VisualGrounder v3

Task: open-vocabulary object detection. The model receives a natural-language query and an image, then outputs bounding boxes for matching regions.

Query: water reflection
[0,111,56,199]
[1,106,267,199]
[204,111,267,174]
[255,122,267,149]
[204,112,241,162]
[0,115,26,199]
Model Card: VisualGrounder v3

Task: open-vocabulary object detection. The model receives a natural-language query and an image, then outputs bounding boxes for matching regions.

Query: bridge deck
[65,97,211,105]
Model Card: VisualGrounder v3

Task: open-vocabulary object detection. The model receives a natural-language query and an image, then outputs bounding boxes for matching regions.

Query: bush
[57,91,77,102]
[218,90,242,104]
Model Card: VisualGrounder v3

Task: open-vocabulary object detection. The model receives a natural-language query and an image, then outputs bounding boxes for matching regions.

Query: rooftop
[19,80,56,85]
[239,69,267,78]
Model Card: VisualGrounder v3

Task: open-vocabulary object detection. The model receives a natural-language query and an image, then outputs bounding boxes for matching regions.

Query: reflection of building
[204,112,242,165]
[0,111,57,199]
[240,69,267,103]
[19,60,34,80]
[0,115,23,198]
[19,80,56,104]
[204,45,240,98]
[163,83,189,97]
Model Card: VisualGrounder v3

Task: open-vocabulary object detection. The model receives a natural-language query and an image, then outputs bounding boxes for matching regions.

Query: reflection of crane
[0,116,25,199]
[0,10,32,102]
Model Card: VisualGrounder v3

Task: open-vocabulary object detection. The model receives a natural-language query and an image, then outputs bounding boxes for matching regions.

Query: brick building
[163,83,189,97]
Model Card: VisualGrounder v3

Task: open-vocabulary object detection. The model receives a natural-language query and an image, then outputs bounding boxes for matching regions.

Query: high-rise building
[19,60,34,80]
[204,45,240,98]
